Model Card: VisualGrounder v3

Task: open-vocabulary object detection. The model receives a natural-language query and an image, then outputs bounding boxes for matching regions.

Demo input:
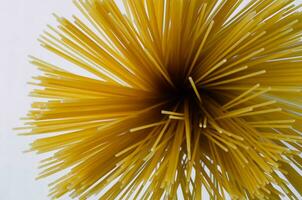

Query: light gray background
[0,0,302,199]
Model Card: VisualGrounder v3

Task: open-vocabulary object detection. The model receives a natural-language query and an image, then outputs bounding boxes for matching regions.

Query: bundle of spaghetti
[19,0,302,199]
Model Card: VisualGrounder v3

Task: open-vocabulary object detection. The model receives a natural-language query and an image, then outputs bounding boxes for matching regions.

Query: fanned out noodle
[19,0,302,199]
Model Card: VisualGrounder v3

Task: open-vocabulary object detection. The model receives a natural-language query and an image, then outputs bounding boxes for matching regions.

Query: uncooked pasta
[19,0,302,199]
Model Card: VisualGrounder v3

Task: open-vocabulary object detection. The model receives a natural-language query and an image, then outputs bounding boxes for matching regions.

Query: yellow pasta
[19,0,302,199]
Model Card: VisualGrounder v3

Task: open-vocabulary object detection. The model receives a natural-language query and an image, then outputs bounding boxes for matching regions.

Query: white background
[0,0,302,199]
